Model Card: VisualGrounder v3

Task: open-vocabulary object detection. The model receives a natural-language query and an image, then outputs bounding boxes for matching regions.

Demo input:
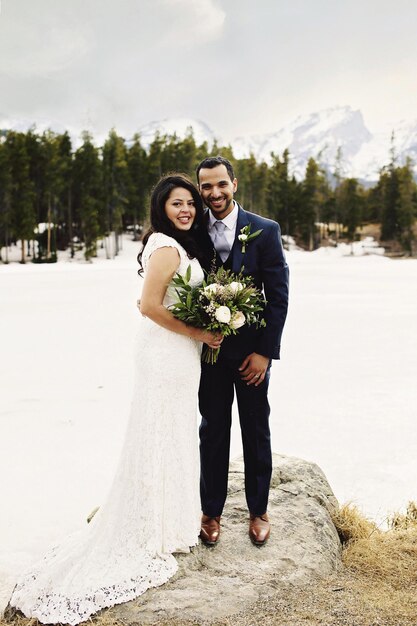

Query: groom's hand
[239,353,269,387]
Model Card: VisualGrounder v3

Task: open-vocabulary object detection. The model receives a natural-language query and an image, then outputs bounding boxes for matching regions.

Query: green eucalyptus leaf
[247,229,263,241]
[185,264,192,283]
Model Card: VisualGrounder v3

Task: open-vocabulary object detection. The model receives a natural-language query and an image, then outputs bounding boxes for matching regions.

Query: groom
[196,156,289,546]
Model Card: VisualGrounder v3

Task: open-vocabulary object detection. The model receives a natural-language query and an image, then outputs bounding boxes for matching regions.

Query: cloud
[1,0,417,140]
[159,0,225,45]
[0,12,93,76]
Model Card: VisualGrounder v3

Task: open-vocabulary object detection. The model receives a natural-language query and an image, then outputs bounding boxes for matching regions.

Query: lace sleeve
[142,233,184,270]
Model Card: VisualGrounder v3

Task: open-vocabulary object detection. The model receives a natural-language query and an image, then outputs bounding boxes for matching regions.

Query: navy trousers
[199,355,272,517]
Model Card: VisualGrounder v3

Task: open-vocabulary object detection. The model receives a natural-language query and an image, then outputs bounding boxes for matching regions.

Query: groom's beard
[206,196,233,219]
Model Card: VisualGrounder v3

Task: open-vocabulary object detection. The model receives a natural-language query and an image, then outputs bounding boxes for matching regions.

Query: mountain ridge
[2,106,417,182]
[137,106,417,182]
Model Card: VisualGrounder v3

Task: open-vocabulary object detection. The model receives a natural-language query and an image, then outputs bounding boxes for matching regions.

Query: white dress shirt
[208,201,239,251]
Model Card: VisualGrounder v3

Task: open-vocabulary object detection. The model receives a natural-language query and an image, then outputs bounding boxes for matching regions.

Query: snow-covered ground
[1,237,417,608]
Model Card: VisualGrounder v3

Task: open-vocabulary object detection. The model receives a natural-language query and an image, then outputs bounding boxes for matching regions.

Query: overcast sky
[1,0,416,141]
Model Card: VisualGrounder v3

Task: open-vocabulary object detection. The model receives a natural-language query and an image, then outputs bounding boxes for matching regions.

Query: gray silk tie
[213,221,230,262]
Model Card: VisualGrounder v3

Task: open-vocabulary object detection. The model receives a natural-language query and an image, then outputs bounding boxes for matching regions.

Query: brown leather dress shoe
[200,514,221,546]
[249,513,270,546]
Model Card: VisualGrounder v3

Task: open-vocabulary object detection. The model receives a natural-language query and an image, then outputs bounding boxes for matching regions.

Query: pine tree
[39,131,66,261]
[236,154,268,214]
[6,131,36,263]
[73,132,103,260]
[380,131,400,242]
[102,129,129,256]
[172,130,197,174]
[396,158,416,253]
[301,158,326,250]
[265,150,297,235]
[127,134,148,240]
[361,184,381,224]
[339,178,362,240]
[56,132,74,256]
[0,138,12,263]
[377,132,416,252]
[332,146,345,242]
[25,129,44,227]
[195,141,210,171]
[147,133,167,190]
[232,156,249,207]
[25,128,46,259]
[265,153,283,221]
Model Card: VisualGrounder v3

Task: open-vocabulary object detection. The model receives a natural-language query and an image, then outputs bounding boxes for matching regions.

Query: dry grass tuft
[0,613,38,626]
[332,502,378,544]
[331,501,417,623]
[333,501,417,589]
[389,500,417,530]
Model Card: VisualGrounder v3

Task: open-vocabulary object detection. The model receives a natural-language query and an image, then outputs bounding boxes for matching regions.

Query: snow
[137,117,217,149]
[308,237,385,258]
[1,237,417,609]
[0,115,86,149]
[232,106,373,177]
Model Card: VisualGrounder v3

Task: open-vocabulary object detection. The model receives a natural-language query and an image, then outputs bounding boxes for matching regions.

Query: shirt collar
[208,201,239,230]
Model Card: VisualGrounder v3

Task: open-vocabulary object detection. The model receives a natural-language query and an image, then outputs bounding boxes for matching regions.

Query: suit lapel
[230,205,250,273]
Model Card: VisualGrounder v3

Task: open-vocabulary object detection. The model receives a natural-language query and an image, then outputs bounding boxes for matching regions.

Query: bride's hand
[196,330,223,349]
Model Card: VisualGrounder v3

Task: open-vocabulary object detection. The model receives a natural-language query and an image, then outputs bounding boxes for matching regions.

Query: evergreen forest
[0,128,416,263]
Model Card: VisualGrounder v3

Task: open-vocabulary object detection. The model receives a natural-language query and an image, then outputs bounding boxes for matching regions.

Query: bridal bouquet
[170,266,266,364]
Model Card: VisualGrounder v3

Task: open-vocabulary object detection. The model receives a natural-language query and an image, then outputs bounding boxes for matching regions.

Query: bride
[8,174,222,625]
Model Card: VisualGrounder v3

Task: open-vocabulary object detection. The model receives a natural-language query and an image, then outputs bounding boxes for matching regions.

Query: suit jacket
[195,204,289,360]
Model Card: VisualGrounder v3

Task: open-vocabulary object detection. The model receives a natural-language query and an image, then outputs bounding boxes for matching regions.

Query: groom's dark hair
[196,156,235,183]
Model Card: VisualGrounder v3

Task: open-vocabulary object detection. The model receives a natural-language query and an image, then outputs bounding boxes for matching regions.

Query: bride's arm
[139,247,222,349]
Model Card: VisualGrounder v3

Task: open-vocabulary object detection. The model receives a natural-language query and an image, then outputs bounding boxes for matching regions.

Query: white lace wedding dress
[10,233,204,625]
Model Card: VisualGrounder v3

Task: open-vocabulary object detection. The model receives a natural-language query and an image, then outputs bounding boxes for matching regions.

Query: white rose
[230,311,246,329]
[215,306,231,324]
[238,234,248,242]
[229,281,244,294]
[204,283,219,296]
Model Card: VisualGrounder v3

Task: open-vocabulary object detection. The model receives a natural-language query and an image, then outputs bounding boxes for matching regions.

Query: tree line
[0,128,416,263]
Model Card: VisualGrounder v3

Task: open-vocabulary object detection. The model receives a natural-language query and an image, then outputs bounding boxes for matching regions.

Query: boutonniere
[238,224,263,253]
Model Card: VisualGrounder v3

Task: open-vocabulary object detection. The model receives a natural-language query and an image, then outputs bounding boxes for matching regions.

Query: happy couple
[8,156,289,625]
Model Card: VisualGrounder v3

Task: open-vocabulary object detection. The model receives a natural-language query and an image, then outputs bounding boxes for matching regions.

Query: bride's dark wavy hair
[137,173,205,275]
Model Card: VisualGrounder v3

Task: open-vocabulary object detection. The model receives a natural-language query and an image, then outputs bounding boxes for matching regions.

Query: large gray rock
[109,454,342,624]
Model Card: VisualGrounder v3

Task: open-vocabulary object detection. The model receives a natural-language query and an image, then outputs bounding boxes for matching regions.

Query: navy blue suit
[197,204,289,516]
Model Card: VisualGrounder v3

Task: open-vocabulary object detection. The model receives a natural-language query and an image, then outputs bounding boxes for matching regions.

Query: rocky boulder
[109,454,342,624]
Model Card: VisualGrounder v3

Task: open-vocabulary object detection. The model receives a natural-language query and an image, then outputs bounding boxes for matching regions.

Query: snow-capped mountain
[137,117,216,149]
[0,115,99,148]
[134,107,417,182]
[0,116,60,135]
[233,106,417,181]
[2,108,417,182]
[349,118,417,181]
[234,106,372,179]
